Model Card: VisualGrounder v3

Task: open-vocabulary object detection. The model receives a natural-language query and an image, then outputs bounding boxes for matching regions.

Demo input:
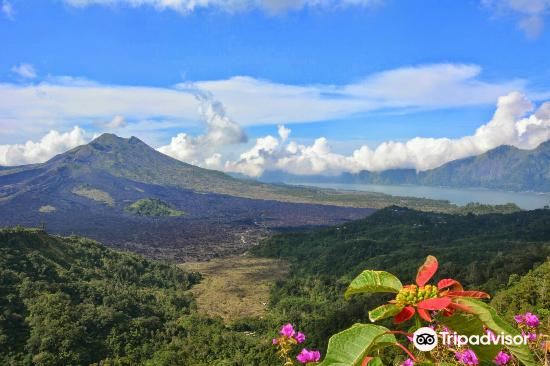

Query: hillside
[251,207,550,350]
[261,140,550,192]
[0,134,381,260]
[420,140,550,191]
[491,258,550,321]
[0,228,200,365]
[2,208,549,365]
[0,133,456,210]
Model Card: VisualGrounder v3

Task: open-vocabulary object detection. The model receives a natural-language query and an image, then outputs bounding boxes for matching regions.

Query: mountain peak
[89,133,150,151]
[93,133,123,143]
[92,133,144,145]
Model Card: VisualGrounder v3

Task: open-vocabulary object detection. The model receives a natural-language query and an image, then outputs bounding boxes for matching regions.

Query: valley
[181,255,290,321]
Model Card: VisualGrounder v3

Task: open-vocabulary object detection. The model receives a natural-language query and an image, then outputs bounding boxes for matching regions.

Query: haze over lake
[289,183,550,210]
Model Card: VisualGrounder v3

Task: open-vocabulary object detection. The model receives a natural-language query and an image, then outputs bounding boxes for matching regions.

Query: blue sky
[1,0,550,175]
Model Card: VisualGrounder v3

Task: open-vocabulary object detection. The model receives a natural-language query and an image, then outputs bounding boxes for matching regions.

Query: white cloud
[157,88,247,166]
[0,64,530,142]
[11,64,37,80]
[0,82,199,141]
[192,65,526,124]
[1,0,14,20]
[483,0,550,38]
[224,92,550,176]
[64,0,381,14]
[0,126,88,166]
[101,115,127,129]
[2,92,549,181]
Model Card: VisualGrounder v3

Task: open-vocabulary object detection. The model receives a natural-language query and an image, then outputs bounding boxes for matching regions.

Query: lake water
[289,182,550,210]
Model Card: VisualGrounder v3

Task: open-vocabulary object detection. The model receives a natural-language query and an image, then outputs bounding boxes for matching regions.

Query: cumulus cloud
[11,64,37,79]
[101,115,127,129]
[64,0,381,14]
[0,126,88,166]
[0,64,529,142]
[2,92,549,180]
[2,0,14,20]
[483,0,550,38]
[157,88,247,167]
[224,92,550,176]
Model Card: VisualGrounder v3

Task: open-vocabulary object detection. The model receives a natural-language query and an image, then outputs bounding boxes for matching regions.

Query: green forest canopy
[1,207,549,365]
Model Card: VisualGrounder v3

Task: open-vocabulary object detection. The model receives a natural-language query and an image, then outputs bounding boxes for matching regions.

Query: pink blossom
[494,351,511,366]
[272,338,278,345]
[400,358,414,366]
[524,312,540,327]
[522,331,537,341]
[455,349,479,365]
[514,314,524,324]
[280,323,296,338]
[295,332,306,343]
[296,348,321,364]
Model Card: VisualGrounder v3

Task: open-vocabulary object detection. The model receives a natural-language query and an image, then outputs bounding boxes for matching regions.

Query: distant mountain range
[261,140,550,192]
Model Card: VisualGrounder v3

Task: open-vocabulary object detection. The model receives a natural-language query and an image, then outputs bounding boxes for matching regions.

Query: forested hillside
[251,207,550,352]
[0,228,283,365]
[2,208,549,365]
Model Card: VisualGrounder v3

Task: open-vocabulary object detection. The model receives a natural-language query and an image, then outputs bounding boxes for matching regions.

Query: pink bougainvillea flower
[455,349,479,365]
[400,358,414,366]
[296,348,321,364]
[522,331,537,342]
[514,314,524,324]
[494,351,511,365]
[524,312,540,327]
[391,256,490,323]
[280,323,296,338]
[295,332,306,343]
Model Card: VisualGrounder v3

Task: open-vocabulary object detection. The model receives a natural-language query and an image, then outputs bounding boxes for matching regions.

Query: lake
[289,182,550,210]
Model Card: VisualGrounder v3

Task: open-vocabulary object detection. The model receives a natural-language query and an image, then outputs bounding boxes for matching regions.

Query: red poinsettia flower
[391,256,490,323]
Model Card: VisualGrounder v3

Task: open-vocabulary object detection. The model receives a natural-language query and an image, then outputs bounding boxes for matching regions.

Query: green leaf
[441,312,500,362]
[368,304,403,322]
[317,324,396,366]
[366,357,383,366]
[344,270,403,299]
[452,298,537,366]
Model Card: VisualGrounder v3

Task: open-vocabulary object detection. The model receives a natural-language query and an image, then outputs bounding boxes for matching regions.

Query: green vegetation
[0,228,201,365]
[311,256,540,365]
[450,202,521,215]
[491,258,550,321]
[72,185,115,206]
[126,198,184,217]
[250,207,550,353]
[0,228,283,366]
[2,207,549,365]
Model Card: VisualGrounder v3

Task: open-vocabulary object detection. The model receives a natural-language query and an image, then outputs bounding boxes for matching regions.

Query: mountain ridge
[261,139,550,192]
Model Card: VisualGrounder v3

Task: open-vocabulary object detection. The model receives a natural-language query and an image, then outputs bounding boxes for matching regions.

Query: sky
[1,0,550,176]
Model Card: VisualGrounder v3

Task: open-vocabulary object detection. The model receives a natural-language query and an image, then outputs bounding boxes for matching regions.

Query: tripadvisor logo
[440,331,529,347]
[413,327,438,351]
[412,327,530,352]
